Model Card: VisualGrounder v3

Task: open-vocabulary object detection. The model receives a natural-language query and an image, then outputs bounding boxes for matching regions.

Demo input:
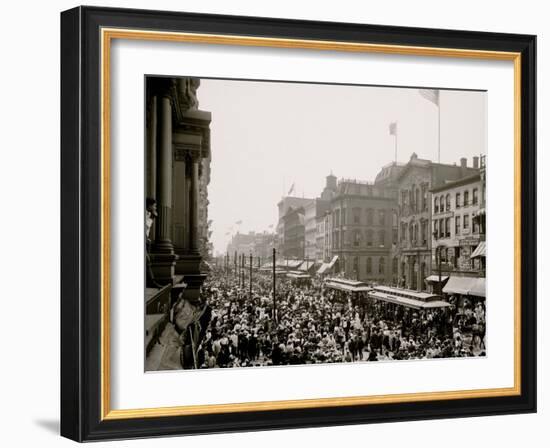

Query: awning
[470,242,486,259]
[317,263,330,275]
[299,260,316,272]
[443,276,484,296]
[286,271,311,279]
[425,275,449,283]
[317,256,338,275]
[369,291,451,309]
[325,280,371,293]
[470,278,486,297]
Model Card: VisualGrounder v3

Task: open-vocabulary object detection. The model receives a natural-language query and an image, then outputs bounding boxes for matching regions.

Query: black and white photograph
[144,76,487,371]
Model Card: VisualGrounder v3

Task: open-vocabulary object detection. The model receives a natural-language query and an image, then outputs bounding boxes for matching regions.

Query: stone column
[188,155,200,255]
[146,95,157,199]
[150,92,177,284]
[154,94,174,253]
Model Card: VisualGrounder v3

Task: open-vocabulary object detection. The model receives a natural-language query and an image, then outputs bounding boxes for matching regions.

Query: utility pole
[249,252,253,299]
[272,247,277,323]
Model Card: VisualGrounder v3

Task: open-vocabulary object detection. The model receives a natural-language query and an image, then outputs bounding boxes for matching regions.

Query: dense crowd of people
[190,270,486,369]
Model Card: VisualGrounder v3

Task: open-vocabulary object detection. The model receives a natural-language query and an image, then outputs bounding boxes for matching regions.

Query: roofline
[429,173,482,192]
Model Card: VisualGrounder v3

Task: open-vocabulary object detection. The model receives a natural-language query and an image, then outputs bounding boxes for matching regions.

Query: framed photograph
[60,6,536,442]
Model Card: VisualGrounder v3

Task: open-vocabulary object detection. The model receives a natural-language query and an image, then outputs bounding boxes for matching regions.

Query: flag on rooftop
[389,122,397,136]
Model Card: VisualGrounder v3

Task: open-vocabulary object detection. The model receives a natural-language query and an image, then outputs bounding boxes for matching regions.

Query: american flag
[389,122,397,136]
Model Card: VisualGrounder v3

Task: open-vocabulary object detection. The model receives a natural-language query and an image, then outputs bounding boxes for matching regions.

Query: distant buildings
[264,152,486,288]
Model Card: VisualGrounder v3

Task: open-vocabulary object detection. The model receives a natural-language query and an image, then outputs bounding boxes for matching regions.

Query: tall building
[282,206,306,259]
[329,179,397,283]
[396,152,480,291]
[275,196,312,254]
[145,76,212,302]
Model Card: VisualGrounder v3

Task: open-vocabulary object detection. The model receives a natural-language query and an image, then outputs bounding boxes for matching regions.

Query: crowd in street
[192,270,486,369]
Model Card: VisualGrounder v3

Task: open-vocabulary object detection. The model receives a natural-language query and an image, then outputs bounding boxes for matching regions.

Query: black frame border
[61,6,536,442]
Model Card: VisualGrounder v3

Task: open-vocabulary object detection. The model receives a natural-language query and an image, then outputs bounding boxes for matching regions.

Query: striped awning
[470,242,486,259]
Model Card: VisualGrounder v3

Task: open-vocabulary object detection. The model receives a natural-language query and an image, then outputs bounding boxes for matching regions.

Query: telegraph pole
[249,252,253,298]
[272,247,277,323]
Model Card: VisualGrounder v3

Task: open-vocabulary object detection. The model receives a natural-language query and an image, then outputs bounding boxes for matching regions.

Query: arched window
[379,257,385,274]
[434,197,439,213]
[415,188,420,212]
[378,209,386,225]
[366,257,372,274]
[446,194,451,211]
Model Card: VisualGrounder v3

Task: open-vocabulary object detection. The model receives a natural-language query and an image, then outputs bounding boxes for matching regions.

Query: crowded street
[188,268,486,369]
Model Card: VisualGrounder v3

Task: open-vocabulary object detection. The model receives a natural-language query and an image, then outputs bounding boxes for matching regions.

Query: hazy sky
[197,78,486,255]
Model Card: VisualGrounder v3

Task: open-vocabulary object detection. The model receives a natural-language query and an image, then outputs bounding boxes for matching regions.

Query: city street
[153,266,486,370]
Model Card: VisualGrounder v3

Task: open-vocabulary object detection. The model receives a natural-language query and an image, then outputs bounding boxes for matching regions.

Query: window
[464,190,469,206]
[473,188,479,205]
[353,257,359,276]
[446,194,451,211]
[378,209,386,225]
[473,215,480,234]
[366,229,373,246]
[379,229,386,247]
[379,257,385,274]
[341,208,346,225]
[433,220,439,238]
[440,195,444,212]
[463,214,469,229]
[353,207,361,224]
[353,230,361,247]
[366,257,372,274]
[422,185,428,211]
[455,216,461,235]
[421,221,427,244]
[392,257,398,275]
[366,208,373,225]
[445,217,451,237]
[415,188,420,212]
[456,192,461,208]
[434,197,439,213]
[439,218,445,238]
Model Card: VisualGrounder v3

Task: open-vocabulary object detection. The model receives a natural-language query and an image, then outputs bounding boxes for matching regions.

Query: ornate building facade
[145,76,212,302]
[396,153,479,291]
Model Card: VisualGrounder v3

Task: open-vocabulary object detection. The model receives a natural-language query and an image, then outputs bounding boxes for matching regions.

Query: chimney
[460,157,467,168]
[473,156,479,169]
